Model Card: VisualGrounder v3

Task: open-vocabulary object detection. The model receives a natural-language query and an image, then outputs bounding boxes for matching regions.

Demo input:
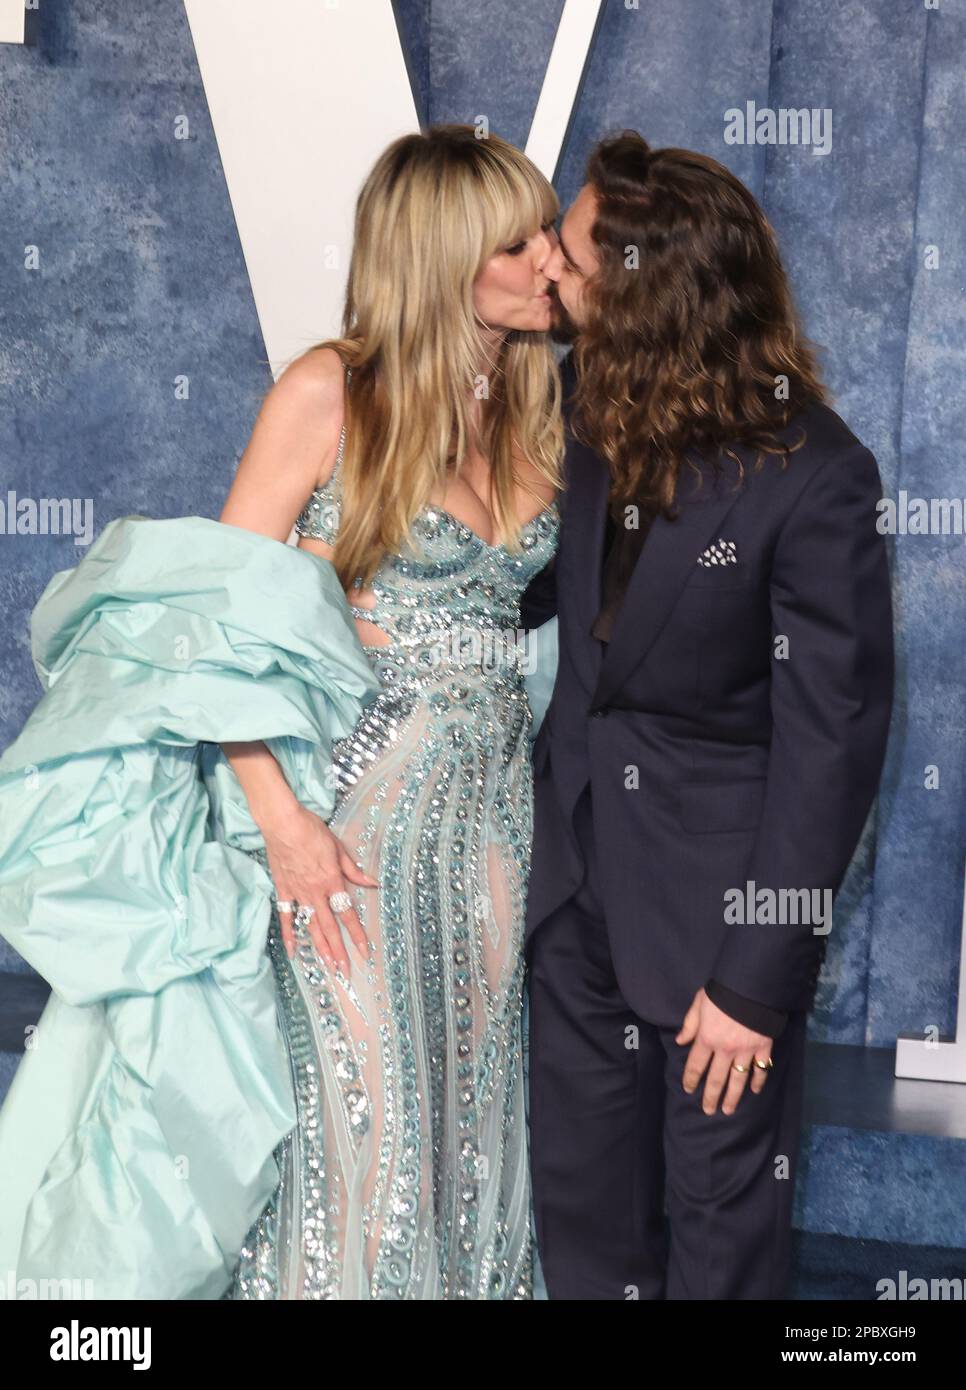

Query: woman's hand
[261,804,378,973]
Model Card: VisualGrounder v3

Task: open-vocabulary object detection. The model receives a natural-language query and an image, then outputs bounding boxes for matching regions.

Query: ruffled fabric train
[0,516,380,1299]
[0,515,557,1300]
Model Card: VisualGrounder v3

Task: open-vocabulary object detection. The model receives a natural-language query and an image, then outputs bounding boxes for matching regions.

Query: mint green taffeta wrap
[0,515,383,1299]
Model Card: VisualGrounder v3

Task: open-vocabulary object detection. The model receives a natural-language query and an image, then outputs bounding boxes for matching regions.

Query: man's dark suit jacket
[521,357,894,1025]
[593,482,789,1037]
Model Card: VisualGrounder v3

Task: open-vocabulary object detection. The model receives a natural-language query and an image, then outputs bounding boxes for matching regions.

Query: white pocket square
[697,538,737,567]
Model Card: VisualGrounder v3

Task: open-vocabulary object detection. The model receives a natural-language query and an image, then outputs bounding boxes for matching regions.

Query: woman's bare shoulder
[274,345,346,419]
[261,346,348,489]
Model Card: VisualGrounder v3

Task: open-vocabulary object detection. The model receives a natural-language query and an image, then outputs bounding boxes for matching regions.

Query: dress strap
[293,358,351,543]
[332,362,351,481]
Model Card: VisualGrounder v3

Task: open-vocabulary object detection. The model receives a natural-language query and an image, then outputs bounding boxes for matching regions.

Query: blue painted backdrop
[399,0,966,1052]
[1,0,964,1055]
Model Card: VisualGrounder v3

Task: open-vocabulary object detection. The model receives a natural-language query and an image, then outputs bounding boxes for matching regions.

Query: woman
[217,125,563,1299]
[0,124,562,1301]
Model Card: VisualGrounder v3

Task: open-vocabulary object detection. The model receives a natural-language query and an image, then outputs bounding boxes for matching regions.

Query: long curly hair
[569,132,829,511]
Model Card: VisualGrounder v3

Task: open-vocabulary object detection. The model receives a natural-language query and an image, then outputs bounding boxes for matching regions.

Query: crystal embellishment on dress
[227,389,558,1300]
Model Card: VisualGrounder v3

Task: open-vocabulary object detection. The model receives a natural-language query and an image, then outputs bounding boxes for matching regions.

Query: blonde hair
[310,124,563,589]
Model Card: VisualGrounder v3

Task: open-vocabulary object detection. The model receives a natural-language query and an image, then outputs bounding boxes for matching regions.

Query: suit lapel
[590,446,749,711]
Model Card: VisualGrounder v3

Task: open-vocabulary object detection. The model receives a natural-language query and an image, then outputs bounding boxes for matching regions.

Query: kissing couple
[0,124,892,1300]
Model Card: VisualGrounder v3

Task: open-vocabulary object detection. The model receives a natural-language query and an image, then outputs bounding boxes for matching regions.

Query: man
[521,132,894,1300]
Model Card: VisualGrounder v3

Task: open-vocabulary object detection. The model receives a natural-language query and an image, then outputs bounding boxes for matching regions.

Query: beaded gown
[227,378,559,1300]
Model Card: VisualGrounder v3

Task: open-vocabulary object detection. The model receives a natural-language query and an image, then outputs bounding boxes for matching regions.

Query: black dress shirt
[593,493,788,1040]
[591,496,657,643]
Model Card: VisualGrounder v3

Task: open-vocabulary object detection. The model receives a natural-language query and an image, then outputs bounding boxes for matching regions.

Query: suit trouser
[527,783,808,1300]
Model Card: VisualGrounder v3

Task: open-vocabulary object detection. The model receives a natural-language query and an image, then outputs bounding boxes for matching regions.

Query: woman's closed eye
[505,221,558,256]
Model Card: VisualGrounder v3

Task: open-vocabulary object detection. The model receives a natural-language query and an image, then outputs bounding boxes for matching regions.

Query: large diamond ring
[329,890,353,914]
[275,900,296,913]
[293,905,316,928]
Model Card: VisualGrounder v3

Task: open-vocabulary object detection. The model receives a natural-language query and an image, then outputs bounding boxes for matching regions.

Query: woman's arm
[217,348,378,972]
[217,345,343,817]
[220,345,345,540]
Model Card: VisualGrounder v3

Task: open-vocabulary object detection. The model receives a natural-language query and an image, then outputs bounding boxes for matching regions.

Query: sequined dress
[227,385,559,1300]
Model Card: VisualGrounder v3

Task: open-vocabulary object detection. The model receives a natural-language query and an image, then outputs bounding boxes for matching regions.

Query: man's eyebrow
[557,228,582,273]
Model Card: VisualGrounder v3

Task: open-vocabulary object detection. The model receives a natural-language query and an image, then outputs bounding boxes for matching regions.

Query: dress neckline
[308,479,560,556]
[326,358,559,555]
[420,497,560,553]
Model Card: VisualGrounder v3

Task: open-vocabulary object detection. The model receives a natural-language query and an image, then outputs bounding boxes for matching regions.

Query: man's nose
[543,243,564,282]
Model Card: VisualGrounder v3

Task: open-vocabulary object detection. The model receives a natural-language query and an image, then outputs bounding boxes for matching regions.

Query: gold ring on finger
[731,1060,749,1074]
[754,1056,773,1071]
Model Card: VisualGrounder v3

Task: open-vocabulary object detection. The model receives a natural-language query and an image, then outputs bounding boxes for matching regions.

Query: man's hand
[675,988,773,1115]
